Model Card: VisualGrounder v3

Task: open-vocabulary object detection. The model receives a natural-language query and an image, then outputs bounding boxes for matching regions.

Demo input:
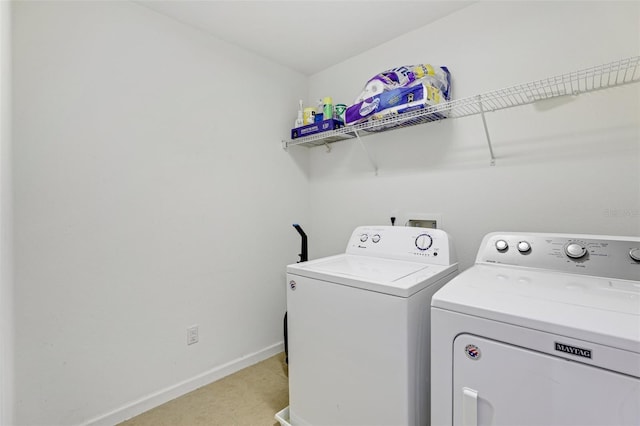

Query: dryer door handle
[462,387,478,426]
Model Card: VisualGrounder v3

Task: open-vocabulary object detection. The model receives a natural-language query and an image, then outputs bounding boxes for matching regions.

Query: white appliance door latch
[462,387,478,426]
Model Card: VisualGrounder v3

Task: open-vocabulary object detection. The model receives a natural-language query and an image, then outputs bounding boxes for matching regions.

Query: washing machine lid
[432,264,640,353]
[287,254,458,297]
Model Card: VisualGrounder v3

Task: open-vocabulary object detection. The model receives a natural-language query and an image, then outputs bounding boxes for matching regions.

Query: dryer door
[453,334,640,426]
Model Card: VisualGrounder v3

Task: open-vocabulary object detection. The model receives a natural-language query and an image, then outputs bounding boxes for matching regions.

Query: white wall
[1,0,14,424]
[307,1,640,267]
[12,1,308,424]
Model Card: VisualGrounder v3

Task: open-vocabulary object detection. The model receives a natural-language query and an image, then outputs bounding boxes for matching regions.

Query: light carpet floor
[119,352,289,426]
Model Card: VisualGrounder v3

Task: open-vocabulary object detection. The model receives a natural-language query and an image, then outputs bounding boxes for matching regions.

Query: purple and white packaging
[346,64,451,126]
[345,81,446,126]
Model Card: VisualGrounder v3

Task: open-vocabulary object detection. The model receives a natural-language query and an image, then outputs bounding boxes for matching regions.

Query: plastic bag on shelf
[346,64,451,126]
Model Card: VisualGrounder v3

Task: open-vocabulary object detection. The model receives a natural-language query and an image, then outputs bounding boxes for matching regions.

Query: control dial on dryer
[565,242,587,259]
[415,234,433,251]
[629,248,640,262]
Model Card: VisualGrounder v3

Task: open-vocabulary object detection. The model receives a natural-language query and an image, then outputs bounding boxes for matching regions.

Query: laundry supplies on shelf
[291,96,347,140]
[345,63,451,126]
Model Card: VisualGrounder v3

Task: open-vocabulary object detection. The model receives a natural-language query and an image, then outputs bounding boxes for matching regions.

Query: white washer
[431,232,640,426]
[286,226,458,426]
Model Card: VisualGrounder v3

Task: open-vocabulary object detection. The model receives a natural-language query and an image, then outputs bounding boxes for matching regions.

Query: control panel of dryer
[346,226,457,266]
[477,232,640,281]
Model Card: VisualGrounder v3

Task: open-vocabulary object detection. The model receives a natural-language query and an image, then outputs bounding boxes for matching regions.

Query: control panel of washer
[346,226,457,266]
[477,232,640,281]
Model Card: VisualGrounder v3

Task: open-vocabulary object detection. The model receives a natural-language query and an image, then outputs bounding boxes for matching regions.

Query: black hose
[293,224,308,262]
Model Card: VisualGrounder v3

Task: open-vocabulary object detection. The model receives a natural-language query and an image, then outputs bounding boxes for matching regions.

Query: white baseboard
[83,342,284,426]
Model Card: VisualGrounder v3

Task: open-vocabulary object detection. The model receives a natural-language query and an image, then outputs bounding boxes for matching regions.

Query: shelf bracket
[478,95,496,166]
[354,130,378,175]
[324,142,332,153]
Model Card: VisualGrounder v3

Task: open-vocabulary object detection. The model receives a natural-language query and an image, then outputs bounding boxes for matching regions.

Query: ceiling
[137,1,474,75]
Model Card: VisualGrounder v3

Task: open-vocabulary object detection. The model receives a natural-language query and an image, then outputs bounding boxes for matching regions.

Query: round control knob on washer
[495,240,509,251]
[629,248,640,262]
[565,243,587,259]
[372,234,381,243]
[360,234,368,243]
[415,234,433,251]
[517,241,531,253]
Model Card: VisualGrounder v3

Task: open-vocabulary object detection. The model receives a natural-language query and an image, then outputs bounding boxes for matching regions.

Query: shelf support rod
[354,130,378,175]
[478,95,496,166]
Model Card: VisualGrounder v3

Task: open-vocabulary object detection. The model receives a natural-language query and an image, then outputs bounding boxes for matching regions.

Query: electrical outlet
[187,325,199,345]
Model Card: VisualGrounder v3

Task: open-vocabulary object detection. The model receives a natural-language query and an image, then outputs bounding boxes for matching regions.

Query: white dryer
[431,232,640,426]
[286,226,458,426]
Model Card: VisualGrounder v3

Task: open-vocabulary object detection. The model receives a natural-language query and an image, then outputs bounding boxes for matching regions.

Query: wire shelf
[282,56,640,150]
